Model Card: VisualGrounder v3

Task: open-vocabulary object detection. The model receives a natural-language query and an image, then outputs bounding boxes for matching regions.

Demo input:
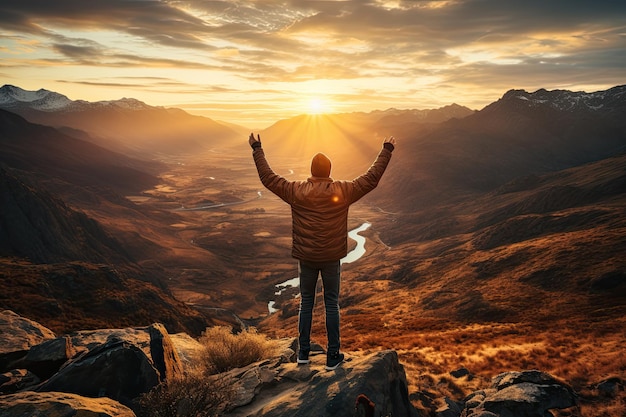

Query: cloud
[0,0,624,123]
[0,1,209,42]
[52,42,103,60]
[4,1,624,65]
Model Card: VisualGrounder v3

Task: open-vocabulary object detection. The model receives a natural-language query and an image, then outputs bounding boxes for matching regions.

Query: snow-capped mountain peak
[501,85,626,112]
[0,85,154,113]
[0,84,72,111]
[99,97,150,110]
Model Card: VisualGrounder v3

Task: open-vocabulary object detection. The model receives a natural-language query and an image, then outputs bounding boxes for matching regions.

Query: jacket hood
[311,153,332,178]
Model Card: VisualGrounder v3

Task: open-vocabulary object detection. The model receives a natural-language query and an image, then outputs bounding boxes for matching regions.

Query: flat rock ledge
[222,348,420,417]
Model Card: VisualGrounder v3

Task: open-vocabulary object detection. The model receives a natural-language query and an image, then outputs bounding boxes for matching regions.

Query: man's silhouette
[249,133,395,370]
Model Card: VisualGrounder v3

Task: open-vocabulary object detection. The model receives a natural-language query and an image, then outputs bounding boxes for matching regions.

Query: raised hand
[249,133,261,148]
[383,136,396,151]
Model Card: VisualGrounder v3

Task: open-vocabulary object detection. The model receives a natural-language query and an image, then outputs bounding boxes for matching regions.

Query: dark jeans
[298,260,341,354]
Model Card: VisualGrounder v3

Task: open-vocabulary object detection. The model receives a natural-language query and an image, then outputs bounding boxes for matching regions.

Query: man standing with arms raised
[249,133,395,370]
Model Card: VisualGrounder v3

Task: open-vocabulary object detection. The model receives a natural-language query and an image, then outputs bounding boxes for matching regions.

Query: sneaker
[325,352,344,370]
[297,349,310,364]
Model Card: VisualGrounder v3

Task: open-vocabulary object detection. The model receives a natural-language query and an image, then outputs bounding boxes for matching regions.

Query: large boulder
[21,335,77,380]
[0,310,56,372]
[69,326,153,352]
[222,348,419,417]
[0,391,136,417]
[36,337,160,406]
[67,323,183,381]
[35,323,183,406]
[462,370,578,417]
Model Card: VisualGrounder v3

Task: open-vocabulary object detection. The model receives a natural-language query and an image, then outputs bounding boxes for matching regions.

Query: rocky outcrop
[222,348,419,417]
[36,323,183,407]
[460,370,578,417]
[0,312,186,414]
[169,332,208,372]
[0,310,56,372]
[2,312,417,417]
[0,391,136,417]
[20,335,77,380]
[36,337,161,407]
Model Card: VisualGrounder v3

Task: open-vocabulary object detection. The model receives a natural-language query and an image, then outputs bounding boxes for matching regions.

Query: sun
[308,97,327,115]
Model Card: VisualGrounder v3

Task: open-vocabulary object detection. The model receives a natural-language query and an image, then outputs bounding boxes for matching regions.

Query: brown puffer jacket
[253,147,393,262]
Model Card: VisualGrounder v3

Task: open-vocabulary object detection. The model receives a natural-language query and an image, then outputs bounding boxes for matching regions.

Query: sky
[1,0,625,128]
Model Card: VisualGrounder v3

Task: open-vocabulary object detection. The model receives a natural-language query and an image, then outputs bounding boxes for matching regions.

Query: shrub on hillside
[200,326,279,374]
[135,326,278,416]
[135,371,232,417]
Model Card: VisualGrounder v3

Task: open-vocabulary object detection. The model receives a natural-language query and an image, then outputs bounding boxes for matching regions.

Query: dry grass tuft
[200,326,279,374]
[135,325,279,416]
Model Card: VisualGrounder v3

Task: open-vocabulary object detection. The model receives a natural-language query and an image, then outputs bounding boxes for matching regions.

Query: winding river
[267,222,371,314]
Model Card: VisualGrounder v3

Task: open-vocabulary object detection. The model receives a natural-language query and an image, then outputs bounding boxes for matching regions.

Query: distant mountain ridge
[2,82,624,206]
[0,84,155,112]
[0,85,73,111]
[499,85,626,113]
[0,84,241,156]
[378,84,626,210]
[369,103,475,123]
[252,103,474,179]
[334,103,475,123]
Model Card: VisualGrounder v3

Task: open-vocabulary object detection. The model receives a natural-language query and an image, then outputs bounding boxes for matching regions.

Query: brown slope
[259,152,626,417]
[0,110,233,335]
[0,258,210,336]
[366,152,626,325]
[0,167,132,264]
[0,109,215,265]
[0,169,212,335]
[376,86,626,211]
[0,109,163,194]
[8,102,240,156]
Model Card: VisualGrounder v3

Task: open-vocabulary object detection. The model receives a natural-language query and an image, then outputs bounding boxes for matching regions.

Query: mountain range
[372,85,626,209]
[1,82,625,368]
[0,84,475,160]
[0,85,240,156]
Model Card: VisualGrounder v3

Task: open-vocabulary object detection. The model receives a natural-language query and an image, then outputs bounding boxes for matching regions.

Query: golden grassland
[261,304,625,415]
